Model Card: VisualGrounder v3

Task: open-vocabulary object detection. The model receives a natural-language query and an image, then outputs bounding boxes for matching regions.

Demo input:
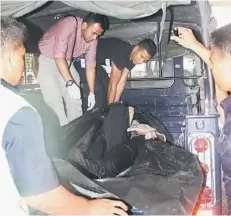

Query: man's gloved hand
[67,83,81,100]
[87,92,96,111]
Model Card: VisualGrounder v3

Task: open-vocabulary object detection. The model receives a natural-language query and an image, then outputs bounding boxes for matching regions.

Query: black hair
[83,13,109,33]
[210,23,231,56]
[1,16,27,54]
[137,39,156,57]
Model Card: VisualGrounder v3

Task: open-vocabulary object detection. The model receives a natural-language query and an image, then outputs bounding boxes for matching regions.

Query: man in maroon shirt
[37,13,109,126]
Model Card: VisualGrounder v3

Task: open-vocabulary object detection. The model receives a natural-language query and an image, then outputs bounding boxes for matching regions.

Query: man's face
[82,22,104,43]
[210,48,231,92]
[131,47,151,65]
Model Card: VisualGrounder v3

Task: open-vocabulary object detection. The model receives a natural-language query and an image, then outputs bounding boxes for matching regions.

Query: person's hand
[170,26,199,50]
[127,124,157,137]
[87,92,96,111]
[67,83,81,100]
[127,123,166,141]
[87,198,128,215]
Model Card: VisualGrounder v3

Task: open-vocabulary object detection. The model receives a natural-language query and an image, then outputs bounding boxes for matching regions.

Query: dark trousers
[86,103,130,159]
[74,60,109,112]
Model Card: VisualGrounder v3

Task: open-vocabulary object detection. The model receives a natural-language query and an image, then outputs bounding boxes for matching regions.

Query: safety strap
[66,15,78,69]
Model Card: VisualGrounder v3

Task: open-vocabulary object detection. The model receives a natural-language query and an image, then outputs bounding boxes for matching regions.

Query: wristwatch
[65,80,74,87]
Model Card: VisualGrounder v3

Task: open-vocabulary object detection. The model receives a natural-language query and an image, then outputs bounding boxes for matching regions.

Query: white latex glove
[67,83,81,100]
[87,92,96,111]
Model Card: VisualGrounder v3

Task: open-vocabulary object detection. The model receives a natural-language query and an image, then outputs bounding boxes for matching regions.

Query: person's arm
[25,185,128,215]
[114,68,130,102]
[86,65,96,110]
[170,26,229,124]
[55,57,81,100]
[108,64,122,104]
[85,40,98,110]
[85,40,98,94]
[191,41,211,68]
[55,58,72,82]
[53,17,77,82]
[86,66,96,94]
[3,107,128,215]
[24,185,89,215]
[171,26,212,68]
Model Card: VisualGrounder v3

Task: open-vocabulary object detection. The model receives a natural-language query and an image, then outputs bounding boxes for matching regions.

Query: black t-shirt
[96,38,135,71]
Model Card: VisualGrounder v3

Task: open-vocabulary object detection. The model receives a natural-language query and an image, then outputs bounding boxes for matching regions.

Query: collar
[221,94,231,116]
[0,78,19,94]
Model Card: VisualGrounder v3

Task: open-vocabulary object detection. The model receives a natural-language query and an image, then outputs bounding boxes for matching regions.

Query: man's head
[82,13,109,43]
[130,39,156,65]
[1,16,27,85]
[210,23,231,92]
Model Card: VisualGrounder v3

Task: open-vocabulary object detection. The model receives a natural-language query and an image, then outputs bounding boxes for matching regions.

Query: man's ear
[130,46,138,60]
[4,51,14,72]
[8,49,17,71]
[133,45,139,52]
[82,22,88,30]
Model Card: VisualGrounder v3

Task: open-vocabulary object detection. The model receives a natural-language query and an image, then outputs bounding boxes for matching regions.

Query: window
[126,59,175,89]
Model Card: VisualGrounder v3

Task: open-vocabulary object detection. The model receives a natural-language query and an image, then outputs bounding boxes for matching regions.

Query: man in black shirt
[75,38,156,111]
